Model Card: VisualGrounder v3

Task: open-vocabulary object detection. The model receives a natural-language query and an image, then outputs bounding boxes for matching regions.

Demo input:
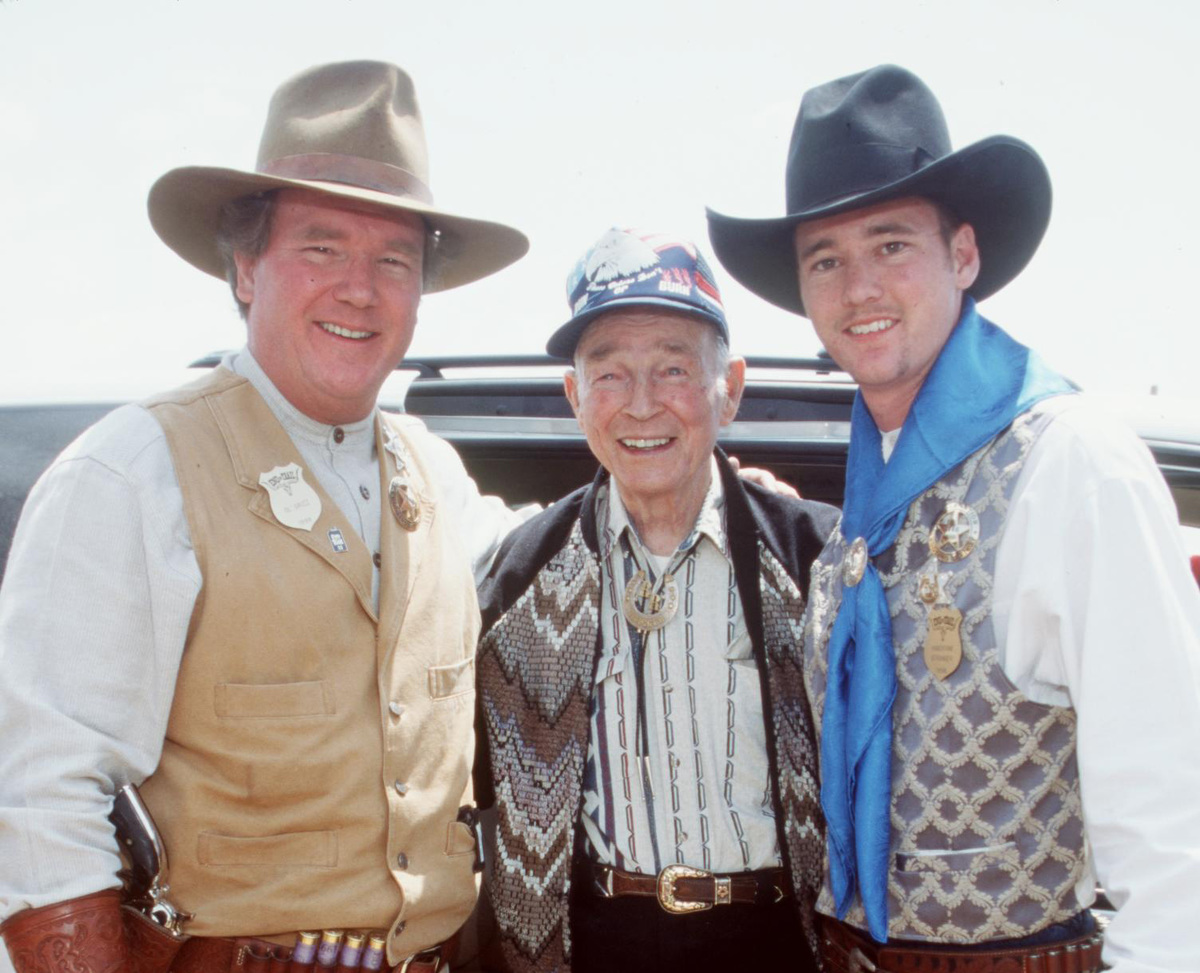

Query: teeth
[848,318,897,336]
[621,438,670,449]
[319,322,373,340]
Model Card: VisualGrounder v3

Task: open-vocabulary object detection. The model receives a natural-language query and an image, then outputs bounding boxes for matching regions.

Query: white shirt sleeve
[0,405,201,919]
[993,397,1200,973]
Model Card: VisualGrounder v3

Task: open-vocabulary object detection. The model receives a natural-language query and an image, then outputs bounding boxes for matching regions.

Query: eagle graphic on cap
[583,228,660,284]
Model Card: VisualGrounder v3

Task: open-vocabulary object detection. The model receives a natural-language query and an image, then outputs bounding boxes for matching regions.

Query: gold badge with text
[920,570,962,680]
[924,605,964,680]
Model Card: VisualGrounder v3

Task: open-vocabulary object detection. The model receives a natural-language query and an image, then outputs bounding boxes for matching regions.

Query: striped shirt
[580,461,781,874]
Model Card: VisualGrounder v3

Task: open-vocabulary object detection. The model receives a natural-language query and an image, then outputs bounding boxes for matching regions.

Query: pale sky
[0,6,1196,967]
[1,0,1197,404]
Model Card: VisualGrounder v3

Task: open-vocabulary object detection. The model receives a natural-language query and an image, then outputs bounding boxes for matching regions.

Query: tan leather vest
[140,369,480,964]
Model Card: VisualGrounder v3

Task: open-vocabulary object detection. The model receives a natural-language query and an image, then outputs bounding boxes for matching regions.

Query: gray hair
[214,190,439,320]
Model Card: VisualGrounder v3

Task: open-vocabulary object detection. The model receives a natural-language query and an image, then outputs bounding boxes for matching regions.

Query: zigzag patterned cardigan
[474,454,838,973]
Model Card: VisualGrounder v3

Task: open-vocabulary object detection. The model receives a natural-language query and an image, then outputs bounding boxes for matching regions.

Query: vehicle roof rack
[188,352,845,377]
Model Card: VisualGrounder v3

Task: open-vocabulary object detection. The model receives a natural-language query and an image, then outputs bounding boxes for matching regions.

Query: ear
[563,369,582,419]
[233,251,258,305]
[720,357,746,425]
[952,222,981,291]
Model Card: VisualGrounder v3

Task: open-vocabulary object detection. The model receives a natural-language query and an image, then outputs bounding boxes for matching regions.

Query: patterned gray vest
[802,409,1087,943]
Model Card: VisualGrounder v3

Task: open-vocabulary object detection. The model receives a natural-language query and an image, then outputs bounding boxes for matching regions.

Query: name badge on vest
[259,463,322,531]
[919,570,963,680]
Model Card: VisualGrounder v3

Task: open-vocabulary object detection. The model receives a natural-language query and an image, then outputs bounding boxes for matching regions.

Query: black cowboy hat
[706,64,1051,316]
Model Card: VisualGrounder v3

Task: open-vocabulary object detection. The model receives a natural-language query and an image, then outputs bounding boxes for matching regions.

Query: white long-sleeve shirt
[1,383,1197,970]
[0,351,524,922]
[880,395,1200,972]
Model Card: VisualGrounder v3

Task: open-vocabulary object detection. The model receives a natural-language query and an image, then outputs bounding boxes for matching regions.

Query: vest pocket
[198,830,338,866]
[427,657,474,700]
[895,841,1017,873]
[214,680,334,718]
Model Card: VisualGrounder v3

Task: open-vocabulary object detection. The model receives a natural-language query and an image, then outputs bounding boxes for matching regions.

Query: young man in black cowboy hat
[707,64,1200,972]
[0,61,527,973]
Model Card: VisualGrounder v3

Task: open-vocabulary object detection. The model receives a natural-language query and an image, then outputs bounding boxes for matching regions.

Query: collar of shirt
[223,349,383,592]
[881,427,901,463]
[225,347,376,454]
[599,456,729,571]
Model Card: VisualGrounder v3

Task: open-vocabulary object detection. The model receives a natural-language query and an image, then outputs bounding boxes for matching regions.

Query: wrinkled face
[794,196,979,428]
[564,310,744,514]
[234,188,425,424]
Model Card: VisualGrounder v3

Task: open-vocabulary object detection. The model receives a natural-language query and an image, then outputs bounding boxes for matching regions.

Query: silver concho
[929,501,980,563]
[621,570,679,634]
[842,536,869,587]
[388,476,422,532]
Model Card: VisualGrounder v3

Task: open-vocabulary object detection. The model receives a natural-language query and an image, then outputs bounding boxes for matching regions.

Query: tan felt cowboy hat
[148,60,528,291]
[706,64,1051,316]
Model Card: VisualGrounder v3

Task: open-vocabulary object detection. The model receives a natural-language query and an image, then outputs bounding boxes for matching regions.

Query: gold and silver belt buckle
[656,863,729,914]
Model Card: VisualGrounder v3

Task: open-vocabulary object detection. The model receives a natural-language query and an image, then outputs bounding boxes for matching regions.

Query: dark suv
[3,355,1199,584]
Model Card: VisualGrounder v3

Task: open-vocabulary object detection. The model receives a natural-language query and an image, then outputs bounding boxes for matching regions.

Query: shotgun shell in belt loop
[360,935,387,971]
[292,931,321,967]
[336,932,366,969]
[316,930,345,968]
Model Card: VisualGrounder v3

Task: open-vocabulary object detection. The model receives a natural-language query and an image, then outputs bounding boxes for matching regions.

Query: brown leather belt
[588,862,790,914]
[172,935,448,973]
[819,915,1104,973]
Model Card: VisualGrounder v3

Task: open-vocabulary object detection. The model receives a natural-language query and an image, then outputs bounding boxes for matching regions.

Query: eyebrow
[300,224,347,242]
[797,220,920,261]
[299,224,423,254]
[582,339,693,362]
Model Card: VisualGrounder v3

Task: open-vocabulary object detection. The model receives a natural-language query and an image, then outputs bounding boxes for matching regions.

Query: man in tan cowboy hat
[0,61,527,973]
[707,65,1200,972]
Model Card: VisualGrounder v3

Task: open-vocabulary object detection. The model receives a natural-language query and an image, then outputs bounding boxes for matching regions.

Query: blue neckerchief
[821,299,1073,942]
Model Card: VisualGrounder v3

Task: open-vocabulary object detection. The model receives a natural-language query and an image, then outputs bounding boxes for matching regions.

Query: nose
[332,255,378,308]
[842,257,883,306]
[623,372,662,421]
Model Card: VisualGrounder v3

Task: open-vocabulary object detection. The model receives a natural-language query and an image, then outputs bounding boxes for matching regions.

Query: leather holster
[1,889,187,973]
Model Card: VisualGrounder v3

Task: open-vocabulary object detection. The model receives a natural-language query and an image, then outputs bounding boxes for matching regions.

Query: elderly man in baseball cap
[0,61,526,973]
[473,227,838,973]
[707,64,1200,972]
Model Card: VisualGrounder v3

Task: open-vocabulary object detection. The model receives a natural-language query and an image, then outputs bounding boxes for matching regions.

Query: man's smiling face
[235,188,426,425]
[794,196,979,430]
[565,309,743,520]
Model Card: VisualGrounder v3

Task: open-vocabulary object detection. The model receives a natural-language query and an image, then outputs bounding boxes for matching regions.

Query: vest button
[394,922,406,936]
[389,701,404,718]
[333,427,345,444]
[393,780,409,796]
[373,552,382,569]
[360,484,370,500]
[396,852,409,871]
